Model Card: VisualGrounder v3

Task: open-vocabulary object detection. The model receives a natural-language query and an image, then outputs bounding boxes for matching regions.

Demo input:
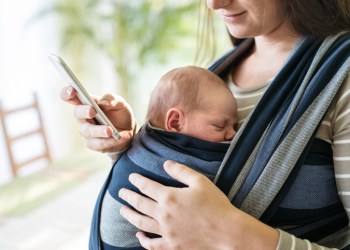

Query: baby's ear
[165,108,184,132]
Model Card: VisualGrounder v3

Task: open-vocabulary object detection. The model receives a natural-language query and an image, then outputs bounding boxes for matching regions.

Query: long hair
[198,0,350,50]
[280,0,350,38]
[195,1,217,65]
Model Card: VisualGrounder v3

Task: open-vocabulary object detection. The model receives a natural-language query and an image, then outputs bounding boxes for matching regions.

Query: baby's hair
[146,66,228,129]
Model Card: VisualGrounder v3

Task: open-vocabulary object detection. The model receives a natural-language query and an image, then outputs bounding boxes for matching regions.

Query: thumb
[99,94,127,111]
[163,160,205,187]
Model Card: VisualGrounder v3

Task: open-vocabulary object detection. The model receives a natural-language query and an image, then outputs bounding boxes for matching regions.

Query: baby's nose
[225,128,236,141]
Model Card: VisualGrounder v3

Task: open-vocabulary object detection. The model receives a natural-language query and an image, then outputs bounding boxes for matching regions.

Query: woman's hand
[118,160,279,250]
[60,86,136,153]
[119,160,233,249]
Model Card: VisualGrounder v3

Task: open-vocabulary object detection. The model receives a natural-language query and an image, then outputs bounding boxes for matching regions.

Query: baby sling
[89,126,229,250]
[209,33,350,248]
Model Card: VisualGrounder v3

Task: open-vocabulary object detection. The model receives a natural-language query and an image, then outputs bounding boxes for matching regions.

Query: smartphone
[48,53,121,140]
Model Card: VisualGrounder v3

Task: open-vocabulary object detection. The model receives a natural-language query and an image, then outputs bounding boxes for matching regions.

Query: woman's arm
[118,160,279,250]
[119,160,344,250]
[60,86,136,153]
[330,75,350,224]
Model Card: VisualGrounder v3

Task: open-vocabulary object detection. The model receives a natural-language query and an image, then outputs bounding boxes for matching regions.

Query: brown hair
[195,3,217,65]
[199,0,350,48]
[279,0,350,39]
[146,66,228,128]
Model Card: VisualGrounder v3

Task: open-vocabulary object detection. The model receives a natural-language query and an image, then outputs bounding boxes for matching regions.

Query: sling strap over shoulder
[211,33,350,215]
[209,34,350,248]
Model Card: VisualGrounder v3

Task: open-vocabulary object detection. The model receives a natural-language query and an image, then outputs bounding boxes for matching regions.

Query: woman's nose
[206,0,231,10]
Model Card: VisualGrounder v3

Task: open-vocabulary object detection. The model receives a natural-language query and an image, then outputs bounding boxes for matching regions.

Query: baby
[92,66,237,249]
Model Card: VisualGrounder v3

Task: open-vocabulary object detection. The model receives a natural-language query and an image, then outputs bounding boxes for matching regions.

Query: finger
[163,160,207,187]
[98,94,127,111]
[74,105,96,120]
[80,120,133,139]
[80,123,110,138]
[119,188,158,219]
[60,86,81,105]
[119,205,161,235]
[85,137,118,152]
[136,231,164,250]
[128,173,166,200]
[84,130,133,151]
[91,95,101,102]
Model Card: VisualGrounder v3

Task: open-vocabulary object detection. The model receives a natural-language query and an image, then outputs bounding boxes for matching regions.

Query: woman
[61,0,350,249]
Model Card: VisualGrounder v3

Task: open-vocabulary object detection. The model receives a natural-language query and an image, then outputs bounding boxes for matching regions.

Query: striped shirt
[228,74,350,249]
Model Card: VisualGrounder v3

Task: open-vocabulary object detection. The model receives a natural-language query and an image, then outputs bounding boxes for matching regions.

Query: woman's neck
[231,19,302,89]
[253,35,301,60]
[231,33,302,89]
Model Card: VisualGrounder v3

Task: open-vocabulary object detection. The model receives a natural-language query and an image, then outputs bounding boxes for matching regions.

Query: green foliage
[33,0,199,100]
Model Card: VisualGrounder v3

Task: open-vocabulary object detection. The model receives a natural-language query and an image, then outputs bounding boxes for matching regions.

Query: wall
[0,0,231,185]
[0,0,116,184]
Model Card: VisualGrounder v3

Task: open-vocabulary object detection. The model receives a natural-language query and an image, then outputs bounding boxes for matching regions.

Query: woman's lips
[222,12,246,23]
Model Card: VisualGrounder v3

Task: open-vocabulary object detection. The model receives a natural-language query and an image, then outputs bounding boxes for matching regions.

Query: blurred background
[0,0,231,249]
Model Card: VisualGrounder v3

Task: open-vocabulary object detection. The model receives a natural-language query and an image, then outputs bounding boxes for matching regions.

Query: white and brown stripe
[228,73,350,228]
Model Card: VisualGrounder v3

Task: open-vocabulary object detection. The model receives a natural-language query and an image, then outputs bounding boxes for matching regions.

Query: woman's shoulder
[330,72,350,117]
[317,72,350,141]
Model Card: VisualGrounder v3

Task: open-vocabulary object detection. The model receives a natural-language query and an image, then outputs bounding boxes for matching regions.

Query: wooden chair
[0,93,51,177]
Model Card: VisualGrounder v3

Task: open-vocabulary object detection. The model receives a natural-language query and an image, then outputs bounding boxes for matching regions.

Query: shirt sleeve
[276,230,338,250]
[330,73,350,224]
[276,74,350,250]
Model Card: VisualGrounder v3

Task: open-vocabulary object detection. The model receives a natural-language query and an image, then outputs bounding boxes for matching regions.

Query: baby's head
[146,66,237,142]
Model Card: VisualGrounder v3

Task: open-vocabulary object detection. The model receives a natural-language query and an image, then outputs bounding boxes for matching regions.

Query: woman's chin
[226,28,252,40]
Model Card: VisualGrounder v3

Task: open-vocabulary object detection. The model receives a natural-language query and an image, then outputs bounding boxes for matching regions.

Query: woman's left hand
[118,160,241,249]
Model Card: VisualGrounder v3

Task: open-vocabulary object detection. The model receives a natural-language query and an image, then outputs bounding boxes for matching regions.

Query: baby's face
[181,87,237,142]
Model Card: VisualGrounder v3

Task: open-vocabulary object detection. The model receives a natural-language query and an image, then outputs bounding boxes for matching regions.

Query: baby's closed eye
[211,122,225,130]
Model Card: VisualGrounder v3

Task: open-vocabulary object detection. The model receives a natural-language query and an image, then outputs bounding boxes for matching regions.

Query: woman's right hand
[60,86,136,153]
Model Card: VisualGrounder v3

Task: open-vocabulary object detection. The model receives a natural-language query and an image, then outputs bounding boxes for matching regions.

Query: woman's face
[206,0,288,39]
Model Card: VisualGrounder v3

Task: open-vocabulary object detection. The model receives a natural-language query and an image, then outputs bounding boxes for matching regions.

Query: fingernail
[119,206,126,216]
[103,127,109,137]
[98,100,109,106]
[118,188,125,199]
[164,160,176,168]
[128,173,136,183]
[66,86,73,96]
[86,107,92,118]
